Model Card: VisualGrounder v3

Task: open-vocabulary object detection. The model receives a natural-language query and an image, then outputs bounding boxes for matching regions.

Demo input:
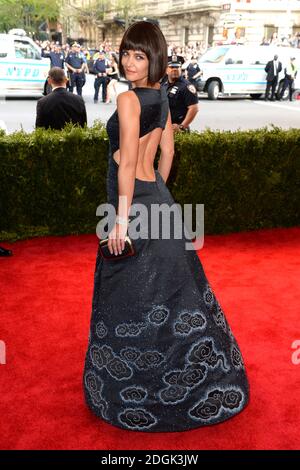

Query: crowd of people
[35,35,300,101]
[36,38,208,63]
[261,31,300,48]
[34,38,205,104]
[35,31,300,68]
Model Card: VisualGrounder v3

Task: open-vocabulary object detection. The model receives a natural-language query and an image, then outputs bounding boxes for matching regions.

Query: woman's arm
[158,110,174,183]
[117,91,140,219]
[107,91,140,255]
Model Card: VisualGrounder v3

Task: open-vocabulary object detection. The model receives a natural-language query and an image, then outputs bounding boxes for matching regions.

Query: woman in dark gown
[83,21,250,432]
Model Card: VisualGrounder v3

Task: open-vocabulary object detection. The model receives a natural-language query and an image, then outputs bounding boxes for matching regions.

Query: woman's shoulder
[116,90,141,117]
[117,86,164,114]
[116,89,138,105]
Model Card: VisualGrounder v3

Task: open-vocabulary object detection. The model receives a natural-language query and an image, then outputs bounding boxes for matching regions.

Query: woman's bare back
[112,126,163,182]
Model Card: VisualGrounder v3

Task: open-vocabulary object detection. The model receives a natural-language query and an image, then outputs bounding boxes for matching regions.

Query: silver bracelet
[116,215,128,226]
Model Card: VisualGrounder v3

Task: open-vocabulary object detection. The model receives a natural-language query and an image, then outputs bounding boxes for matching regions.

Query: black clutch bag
[99,235,135,261]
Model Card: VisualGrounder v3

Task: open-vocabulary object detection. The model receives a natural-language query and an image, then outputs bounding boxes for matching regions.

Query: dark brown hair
[118,21,168,85]
[48,67,67,85]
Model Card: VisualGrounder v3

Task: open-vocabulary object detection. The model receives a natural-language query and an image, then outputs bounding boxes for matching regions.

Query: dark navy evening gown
[83,86,250,432]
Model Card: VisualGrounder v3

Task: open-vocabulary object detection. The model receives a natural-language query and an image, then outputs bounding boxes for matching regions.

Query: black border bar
[0,450,299,464]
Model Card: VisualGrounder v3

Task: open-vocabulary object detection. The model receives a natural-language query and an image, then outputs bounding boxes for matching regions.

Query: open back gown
[83,86,250,432]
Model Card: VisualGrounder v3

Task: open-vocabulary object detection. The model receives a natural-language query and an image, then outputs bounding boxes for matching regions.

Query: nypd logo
[187,84,197,94]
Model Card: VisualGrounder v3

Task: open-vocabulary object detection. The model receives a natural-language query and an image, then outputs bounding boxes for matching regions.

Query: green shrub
[0,124,299,242]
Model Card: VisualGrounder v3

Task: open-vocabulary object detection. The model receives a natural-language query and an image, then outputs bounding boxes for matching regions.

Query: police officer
[65,43,86,96]
[162,55,199,133]
[93,50,110,103]
[42,44,65,68]
[185,56,202,91]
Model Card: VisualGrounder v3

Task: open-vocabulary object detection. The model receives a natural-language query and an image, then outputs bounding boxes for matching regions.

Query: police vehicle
[198,44,300,100]
[0,31,49,97]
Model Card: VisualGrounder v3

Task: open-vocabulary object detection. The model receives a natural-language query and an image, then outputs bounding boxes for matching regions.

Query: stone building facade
[58,0,300,48]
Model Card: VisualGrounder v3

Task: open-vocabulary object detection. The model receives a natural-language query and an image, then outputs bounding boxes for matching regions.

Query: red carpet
[0,227,299,450]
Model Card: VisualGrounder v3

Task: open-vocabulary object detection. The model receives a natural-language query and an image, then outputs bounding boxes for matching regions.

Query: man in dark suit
[35,67,87,130]
[264,54,282,101]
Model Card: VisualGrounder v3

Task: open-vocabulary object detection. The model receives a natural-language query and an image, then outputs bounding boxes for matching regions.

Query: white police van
[0,31,49,97]
[198,45,300,100]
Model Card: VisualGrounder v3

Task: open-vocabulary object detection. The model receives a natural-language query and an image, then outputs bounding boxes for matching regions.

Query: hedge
[0,123,299,242]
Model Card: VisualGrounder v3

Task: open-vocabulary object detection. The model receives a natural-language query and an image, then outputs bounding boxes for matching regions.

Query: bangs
[120,30,153,59]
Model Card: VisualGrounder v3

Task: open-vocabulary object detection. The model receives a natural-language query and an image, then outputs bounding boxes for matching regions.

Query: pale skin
[107,48,174,256]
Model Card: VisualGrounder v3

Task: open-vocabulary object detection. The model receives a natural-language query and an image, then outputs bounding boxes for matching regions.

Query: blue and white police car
[0,30,49,97]
[198,44,300,100]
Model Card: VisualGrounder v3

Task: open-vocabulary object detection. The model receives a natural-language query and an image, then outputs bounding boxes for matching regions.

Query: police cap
[167,54,184,68]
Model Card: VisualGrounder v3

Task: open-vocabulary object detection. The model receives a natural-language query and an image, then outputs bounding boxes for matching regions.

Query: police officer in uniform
[42,44,65,68]
[65,43,86,96]
[93,50,110,103]
[161,55,199,185]
[42,44,65,95]
[186,56,202,91]
[162,55,199,133]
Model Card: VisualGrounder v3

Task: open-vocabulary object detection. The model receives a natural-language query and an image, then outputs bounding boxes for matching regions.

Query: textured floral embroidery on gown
[83,86,250,432]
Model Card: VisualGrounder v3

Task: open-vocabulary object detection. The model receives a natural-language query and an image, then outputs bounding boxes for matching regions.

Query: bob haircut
[118,21,168,85]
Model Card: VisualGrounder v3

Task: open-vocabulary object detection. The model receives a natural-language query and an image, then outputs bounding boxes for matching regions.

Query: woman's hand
[172,123,181,133]
[108,219,128,255]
